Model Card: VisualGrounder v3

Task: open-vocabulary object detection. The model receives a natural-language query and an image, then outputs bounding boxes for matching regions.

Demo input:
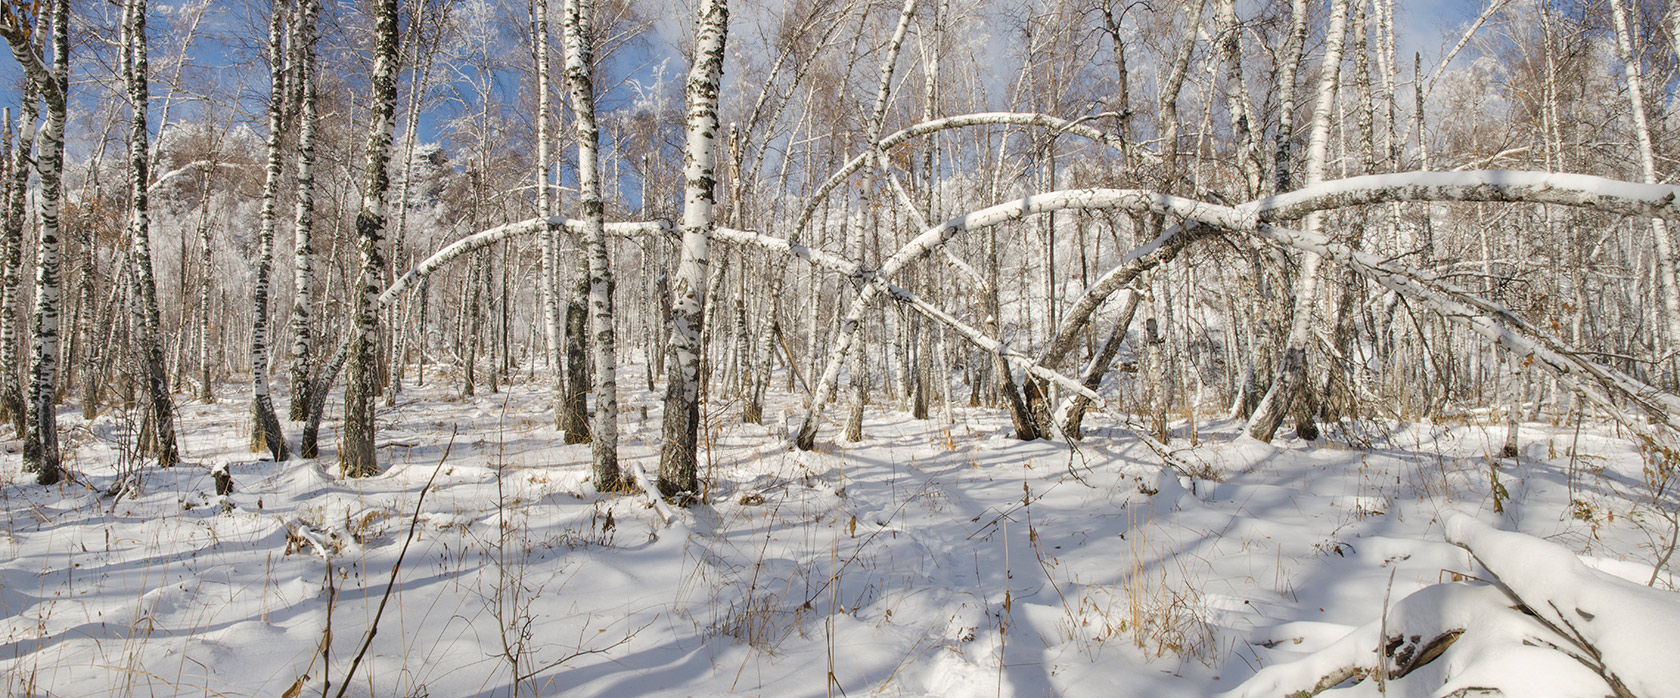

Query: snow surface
[2,376,1676,697]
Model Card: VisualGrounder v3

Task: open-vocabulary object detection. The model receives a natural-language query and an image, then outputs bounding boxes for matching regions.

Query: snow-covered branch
[1242,170,1680,223]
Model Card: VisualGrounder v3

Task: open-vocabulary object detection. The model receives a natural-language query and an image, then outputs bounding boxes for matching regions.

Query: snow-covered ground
[3,375,1676,697]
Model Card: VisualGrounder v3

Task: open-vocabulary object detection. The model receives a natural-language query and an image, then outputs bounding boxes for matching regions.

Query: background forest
[2,0,1679,695]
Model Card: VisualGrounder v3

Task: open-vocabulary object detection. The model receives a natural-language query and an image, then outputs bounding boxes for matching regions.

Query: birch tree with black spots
[249,2,289,462]
[122,0,179,468]
[288,0,319,421]
[658,0,726,499]
[341,0,401,478]
[0,0,68,484]
[1245,0,1351,443]
[0,94,32,435]
[562,0,619,490]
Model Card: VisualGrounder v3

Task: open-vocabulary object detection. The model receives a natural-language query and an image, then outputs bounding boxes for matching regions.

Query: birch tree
[341,0,401,478]
[0,91,32,435]
[658,0,727,499]
[0,0,69,484]
[1606,0,1680,364]
[288,0,320,421]
[562,0,620,490]
[249,2,289,462]
[123,0,180,467]
[1245,0,1351,442]
[534,0,569,434]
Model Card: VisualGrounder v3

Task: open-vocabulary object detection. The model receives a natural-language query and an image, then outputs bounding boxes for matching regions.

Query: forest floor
[1,372,1675,697]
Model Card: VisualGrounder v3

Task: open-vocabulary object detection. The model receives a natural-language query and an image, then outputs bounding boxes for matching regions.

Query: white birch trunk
[658,0,727,499]
[535,0,566,431]
[1607,0,1680,369]
[563,0,620,490]
[288,0,319,421]
[1245,0,1351,442]
[123,0,179,467]
[341,0,400,478]
[0,94,33,435]
[249,4,289,462]
[3,0,70,483]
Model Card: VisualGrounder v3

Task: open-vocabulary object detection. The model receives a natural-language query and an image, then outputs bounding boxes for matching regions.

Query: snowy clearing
[4,376,1675,697]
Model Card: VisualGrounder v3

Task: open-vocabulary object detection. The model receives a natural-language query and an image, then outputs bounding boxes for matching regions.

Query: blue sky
[0,0,1501,161]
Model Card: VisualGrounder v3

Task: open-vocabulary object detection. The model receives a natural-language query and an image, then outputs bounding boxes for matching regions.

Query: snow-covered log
[1230,517,1680,698]
[1445,514,1680,698]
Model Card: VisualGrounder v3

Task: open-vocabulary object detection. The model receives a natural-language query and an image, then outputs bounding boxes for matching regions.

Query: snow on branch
[793,112,1134,235]
[1242,170,1680,223]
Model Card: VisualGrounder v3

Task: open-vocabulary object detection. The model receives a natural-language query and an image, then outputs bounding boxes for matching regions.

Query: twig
[331,427,457,698]
[628,462,675,525]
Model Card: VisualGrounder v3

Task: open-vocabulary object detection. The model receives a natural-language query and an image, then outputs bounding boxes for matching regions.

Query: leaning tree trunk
[341,0,400,478]
[123,0,180,467]
[843,0,918,444]
[1246,0,1351,442]
[249,3,289,462]
[288,0,319,421]
[0,94,33,436]
[563,0,621,490]
[0,0,70,484]
[658,0,728,499]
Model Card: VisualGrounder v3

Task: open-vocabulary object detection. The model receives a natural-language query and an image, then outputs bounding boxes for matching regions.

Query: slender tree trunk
[658,0,727,499]
[0,94,33,435]
[341,0,400,478]
[1608,0,1680,365]
[196,168,214,403]
[1272,0,1310,195]
[249,4,289,462]
[289,0,319,420]
[534,0,568,433]
[562,274,590,441]
[1,0,71,483]
[123,0,179,467]
[1246,0,1351,442]
[1057,290,1142,437]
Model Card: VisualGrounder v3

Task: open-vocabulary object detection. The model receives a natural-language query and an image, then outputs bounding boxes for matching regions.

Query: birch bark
[288,0,319,420]
[1245,0,1351,442]
[0,92,32,435]
[0,0,70,483]
[657,0,727,499]
[123,0,180,467]
[341,0,401,478]
[562,0,620,490]
[1607,0,1680,369]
